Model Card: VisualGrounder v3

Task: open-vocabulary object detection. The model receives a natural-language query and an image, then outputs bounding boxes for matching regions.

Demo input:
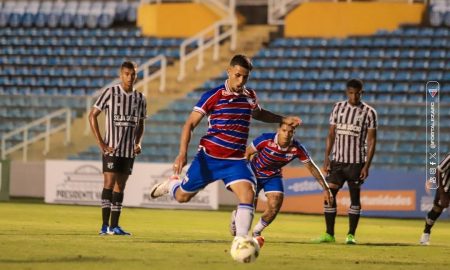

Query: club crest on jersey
[268,142,277,148]
[107,162,114,169]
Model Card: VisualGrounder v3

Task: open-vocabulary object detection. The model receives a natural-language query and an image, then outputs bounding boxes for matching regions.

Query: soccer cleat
[109,226,131,236]
[345,234,357,245]
[420,233,430,245]
[254,235,265,248]
[229,210,237,236]
[150,180,170,199]
[99,225,109,235]
[312,233,336,243]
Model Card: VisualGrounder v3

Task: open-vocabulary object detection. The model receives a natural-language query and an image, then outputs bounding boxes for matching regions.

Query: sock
[169,179,182,200]
[101,188,113,226]
[252,217,270,236]
[110,192,124,228]
[324,188,338,236]
[348,187,361,236]
[235,203,254,237]
[424,209,442,233]
[348,205,361,235]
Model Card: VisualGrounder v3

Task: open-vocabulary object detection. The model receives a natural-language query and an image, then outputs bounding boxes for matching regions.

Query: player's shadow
[271,240,416,247]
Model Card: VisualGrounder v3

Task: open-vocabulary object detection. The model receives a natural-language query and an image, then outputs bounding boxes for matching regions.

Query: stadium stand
[74,24,449,171]
[0,1,183,143]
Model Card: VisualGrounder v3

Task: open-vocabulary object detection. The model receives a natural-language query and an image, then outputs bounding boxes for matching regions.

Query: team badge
[107,162,114,169]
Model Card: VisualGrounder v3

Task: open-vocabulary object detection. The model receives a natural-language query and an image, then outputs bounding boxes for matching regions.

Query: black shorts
[102,155,135,175]
[326,161,365,189]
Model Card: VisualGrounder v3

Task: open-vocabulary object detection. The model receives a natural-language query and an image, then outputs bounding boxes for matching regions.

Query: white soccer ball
[230,236,260,263]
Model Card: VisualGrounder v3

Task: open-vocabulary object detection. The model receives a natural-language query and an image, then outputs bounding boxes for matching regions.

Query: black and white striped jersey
[94,84,147,158]
[438,152,450,192]
[329,101,377,164]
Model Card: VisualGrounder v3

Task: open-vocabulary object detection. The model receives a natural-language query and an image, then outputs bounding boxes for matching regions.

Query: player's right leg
[100,172,114,235]
[150,149,210,203]
[312,183,339,243]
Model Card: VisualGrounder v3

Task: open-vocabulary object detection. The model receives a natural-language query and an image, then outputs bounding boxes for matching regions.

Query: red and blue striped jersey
[193,81,260,159]
[250,133,310,179]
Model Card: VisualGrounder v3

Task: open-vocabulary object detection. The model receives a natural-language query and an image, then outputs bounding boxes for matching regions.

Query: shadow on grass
[0,256,132,264]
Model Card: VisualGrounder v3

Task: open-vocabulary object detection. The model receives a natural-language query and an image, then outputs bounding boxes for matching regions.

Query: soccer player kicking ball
[420,152,450,245]
[230,123,334,247]
[149,54,300,244]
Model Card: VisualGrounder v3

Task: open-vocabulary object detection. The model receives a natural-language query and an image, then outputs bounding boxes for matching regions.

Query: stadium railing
[1,108,71,162]
[176,0,237,81]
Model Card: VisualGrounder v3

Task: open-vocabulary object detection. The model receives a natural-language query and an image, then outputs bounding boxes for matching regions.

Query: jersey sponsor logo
[113,114,138,127]
[336,123,361,136]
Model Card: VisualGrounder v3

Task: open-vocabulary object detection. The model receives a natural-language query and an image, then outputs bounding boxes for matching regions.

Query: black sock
[348,187,361,236]
[110,192,124,228]
[325,189,339,236]
[348,206,361,235]
[101,188,113,226]
[424,209,442,234]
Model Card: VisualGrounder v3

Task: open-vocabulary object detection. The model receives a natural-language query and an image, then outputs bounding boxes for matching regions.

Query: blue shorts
[181,149,256,193]
[256,176,284,195]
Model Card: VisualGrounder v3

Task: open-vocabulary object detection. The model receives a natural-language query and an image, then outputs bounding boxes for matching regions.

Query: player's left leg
[253,192,283,236]
[420,189,449,245]
[229,181,255,237]
[252,177,284,237]
[109,173,131,235]
[109,157,134,235]
[345,163,364,244]
[346,185,361,244]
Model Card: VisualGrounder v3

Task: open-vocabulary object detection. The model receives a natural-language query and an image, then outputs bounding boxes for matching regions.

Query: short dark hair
[121,60,138,70]
[230,54,253,71]
[346,79,363,90]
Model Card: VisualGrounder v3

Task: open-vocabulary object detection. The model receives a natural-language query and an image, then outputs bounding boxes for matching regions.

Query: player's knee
[175,192,192,203]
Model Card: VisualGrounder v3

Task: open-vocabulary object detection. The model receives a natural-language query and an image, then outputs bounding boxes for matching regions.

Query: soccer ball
[230,236,260,263]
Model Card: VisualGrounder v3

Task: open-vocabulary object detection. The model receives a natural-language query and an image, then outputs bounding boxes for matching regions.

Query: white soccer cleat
[420,233,430,245]
[150,180,170,199]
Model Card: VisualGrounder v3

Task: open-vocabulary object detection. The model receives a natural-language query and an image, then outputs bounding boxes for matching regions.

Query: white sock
[168,179,182,200]
[235,203,254,237]
[252,217,269,236]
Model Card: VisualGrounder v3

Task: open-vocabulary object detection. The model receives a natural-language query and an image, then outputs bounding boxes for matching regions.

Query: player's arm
[173,111,204,174]
[304,160,333,206]
[252,107,301,127]
[360,128,377,180]
[245,144,258,161]
[322,124,336,174]
[88,107,114,155]
[134,119,145,155]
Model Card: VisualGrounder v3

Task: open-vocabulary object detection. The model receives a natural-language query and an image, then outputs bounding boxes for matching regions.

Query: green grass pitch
[0,201,449,270]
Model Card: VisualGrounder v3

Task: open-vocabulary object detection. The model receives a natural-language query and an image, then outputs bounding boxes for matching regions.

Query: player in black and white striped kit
[420,152,450,245]
[314,79,377,244]
[89,61,147,235]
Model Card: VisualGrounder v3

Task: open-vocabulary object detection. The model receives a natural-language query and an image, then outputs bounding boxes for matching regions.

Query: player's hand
[322,158,331,175]
[282,116,302,127]
[100,143,115,155]
[134,144,142,155]
[359,166,369,181]
[324,188,334,206]
[173,153,187,175]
